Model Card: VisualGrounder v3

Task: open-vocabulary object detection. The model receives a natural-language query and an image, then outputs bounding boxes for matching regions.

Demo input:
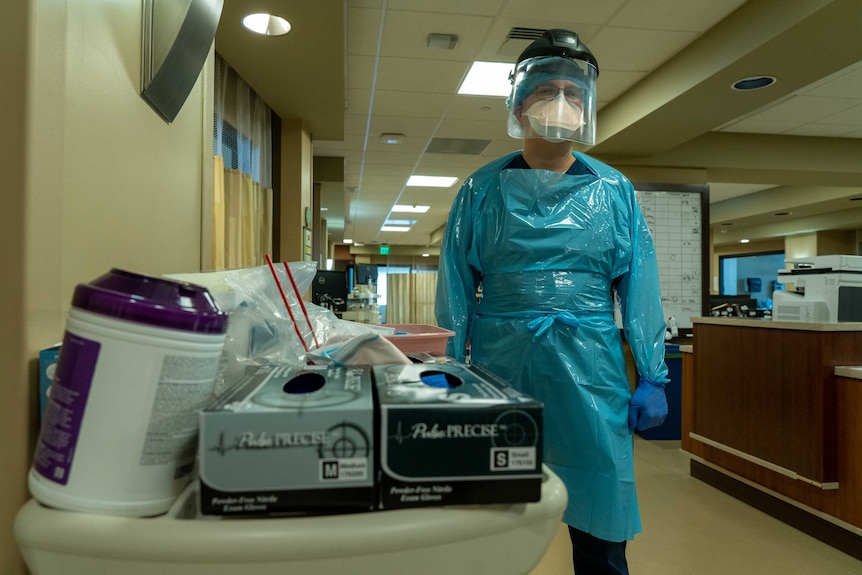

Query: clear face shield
[506,56,598,145]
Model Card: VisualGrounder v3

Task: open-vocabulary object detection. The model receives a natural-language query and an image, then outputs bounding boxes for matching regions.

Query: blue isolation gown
[436,150,668,542]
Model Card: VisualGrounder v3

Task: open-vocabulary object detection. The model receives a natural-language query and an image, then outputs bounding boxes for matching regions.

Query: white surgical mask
[523,94,584,143]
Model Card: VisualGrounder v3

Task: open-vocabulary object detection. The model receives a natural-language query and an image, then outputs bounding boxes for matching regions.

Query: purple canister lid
[71,268,228,334]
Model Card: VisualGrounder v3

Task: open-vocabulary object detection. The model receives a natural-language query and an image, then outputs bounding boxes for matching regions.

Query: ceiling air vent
[506,27,546,41]
[498,27,546,58]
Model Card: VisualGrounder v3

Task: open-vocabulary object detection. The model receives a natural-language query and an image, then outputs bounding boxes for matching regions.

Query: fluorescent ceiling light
[458,61,514,97]
[392,205,430,213]
[343,238,353,244]
[385,219,417,226]
[407,175,457,188]
[381,226,411,232]
[242,13,291,36]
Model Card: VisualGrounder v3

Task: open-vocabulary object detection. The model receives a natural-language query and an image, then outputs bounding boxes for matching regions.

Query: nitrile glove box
[198,364,375,516]
[373,362,543,509]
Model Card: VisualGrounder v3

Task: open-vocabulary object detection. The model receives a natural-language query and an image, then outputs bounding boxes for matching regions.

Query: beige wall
[2,1,213,572]
[279,120,313,262]
[1,1,32,573]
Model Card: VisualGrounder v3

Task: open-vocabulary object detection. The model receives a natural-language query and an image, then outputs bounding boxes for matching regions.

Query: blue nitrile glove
[628,380,668,431]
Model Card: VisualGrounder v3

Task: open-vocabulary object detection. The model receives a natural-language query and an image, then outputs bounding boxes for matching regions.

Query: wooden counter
[683,317,862,557]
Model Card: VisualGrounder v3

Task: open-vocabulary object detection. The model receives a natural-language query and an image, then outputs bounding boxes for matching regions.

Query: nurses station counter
[681,316,862,560]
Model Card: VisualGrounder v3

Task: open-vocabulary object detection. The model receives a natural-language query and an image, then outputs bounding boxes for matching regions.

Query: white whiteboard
[635,188,706,329]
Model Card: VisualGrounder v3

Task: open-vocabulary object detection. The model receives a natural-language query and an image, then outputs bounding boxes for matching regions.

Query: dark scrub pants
[569,526,629,575]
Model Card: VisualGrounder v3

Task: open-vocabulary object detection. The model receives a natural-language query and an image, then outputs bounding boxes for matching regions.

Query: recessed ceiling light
[392,205,430,213]
[731,76,776,91]
[343,238,353,244]
[739,239,750,243]
[381,226,411,232]
[242,13,291,36]
[458,62,514,97]
[422,253,430,257]
[380,133,404,145]
[385,219,417,226]
[406,175,458,188]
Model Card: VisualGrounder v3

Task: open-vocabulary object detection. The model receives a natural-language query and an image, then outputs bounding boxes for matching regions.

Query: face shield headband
[506,56,598,146]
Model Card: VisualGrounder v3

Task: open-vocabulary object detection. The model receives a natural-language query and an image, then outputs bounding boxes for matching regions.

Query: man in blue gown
[436,29,669,575]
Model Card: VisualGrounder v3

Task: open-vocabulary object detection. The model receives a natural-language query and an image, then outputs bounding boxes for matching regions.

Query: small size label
[320,457,368,481]
[490,447,537,471]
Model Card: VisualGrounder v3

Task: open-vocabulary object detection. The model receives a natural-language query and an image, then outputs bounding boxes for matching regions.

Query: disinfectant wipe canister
[29,268,228,517]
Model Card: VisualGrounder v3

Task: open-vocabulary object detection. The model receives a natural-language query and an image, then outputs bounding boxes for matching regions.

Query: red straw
[264,254,309,353]
[282,261,321,349]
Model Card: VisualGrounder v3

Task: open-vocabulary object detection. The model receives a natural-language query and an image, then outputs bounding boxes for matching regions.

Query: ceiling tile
[380,11,493,60]
[375,56,470,93]
[801,62,862,99]
[820,104,862,128]
[371,90,453,118]
[748,95,861,124]
[347,6,384,56]
[501,0,627,24]
[368,116,441,137]
[347,54,377,90]
[785,124,859,138]
[445,95,509,121]
[434,118,508,140]
[387,0,506,17]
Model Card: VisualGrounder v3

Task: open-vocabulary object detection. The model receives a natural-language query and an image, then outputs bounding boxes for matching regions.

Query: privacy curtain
[386,273,438,325]
[212,54,273,270]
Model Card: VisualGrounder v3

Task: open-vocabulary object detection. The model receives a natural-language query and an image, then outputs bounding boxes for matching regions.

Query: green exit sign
[379,245,390,255]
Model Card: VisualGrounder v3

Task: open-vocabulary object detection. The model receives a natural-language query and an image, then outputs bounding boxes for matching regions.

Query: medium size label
[490,447,537,471]
[33,332,101,485]
[320,457,369,481]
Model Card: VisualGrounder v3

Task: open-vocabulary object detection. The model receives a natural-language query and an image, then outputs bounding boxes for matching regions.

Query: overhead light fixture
[343,238,353,244]
[427,33,458,50]
[385,219,417,226]
[406,175,458,188]
[242,13,291,36]
[392,205,430,213]
[380,133,404,145]
[422,253,430,257]
[731,76,776,91]
[740,239,750,244]
[458,62,514,97]
[381,226,411,232]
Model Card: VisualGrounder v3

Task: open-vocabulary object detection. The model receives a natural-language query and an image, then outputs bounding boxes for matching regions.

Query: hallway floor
[530,438,862,574]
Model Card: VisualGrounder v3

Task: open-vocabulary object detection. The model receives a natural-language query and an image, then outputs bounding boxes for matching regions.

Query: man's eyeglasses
[532,84,583,103]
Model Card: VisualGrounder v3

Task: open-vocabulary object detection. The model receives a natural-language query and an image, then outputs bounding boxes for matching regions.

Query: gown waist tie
[526,312,581,338]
